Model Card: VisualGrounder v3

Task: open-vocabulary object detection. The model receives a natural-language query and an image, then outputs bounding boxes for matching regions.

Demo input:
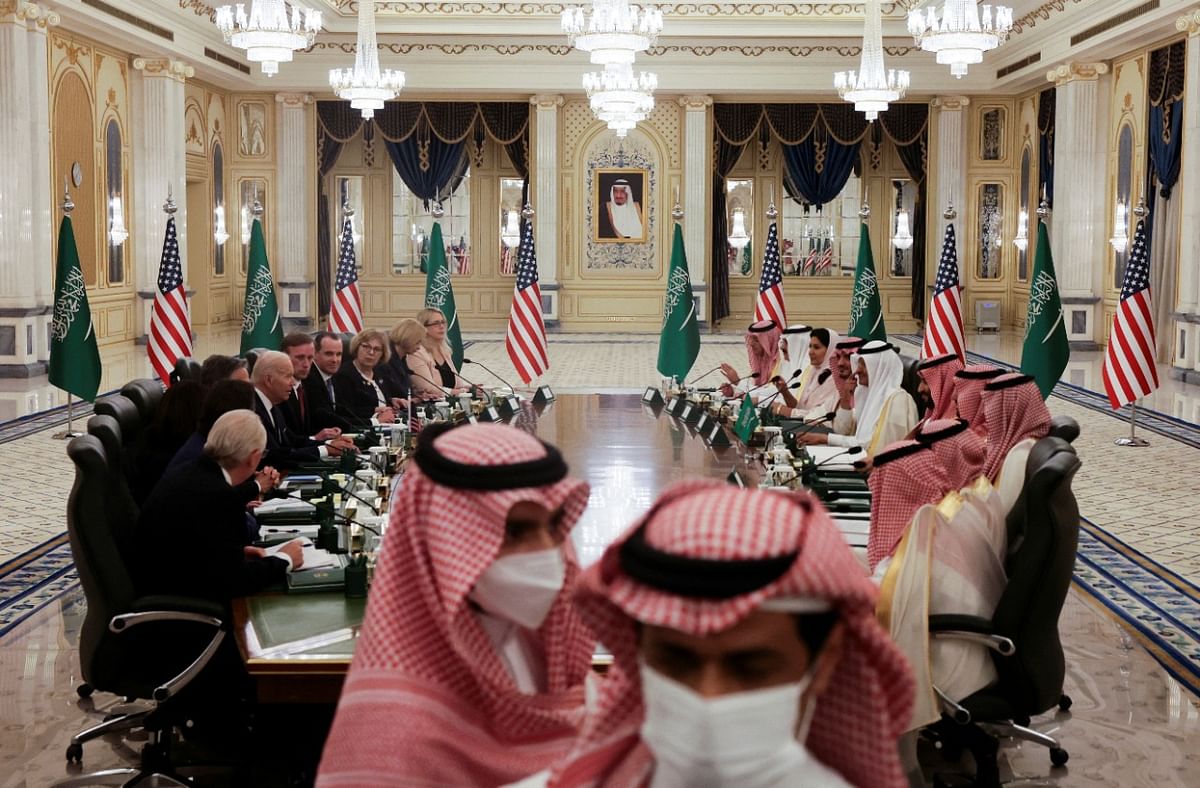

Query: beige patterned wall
[183,80,235,328]
[49,29,133,345]
[965,97,1016,329]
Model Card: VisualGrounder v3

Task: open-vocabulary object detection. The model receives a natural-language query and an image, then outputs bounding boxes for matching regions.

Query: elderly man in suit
[251,350,354,470]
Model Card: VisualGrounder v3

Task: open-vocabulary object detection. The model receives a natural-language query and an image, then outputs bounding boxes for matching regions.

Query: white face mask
[638,662,827,788]
[469,547,565,630]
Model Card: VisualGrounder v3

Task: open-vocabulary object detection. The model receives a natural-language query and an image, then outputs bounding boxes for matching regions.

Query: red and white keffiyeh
[317,424,594,787]
[979,373,1052,481]
[917,353,963,421]
[745,320,782,385]
[952,365,1004,431]
[916,418,987,489]
[867,440,951,571]
[547,481,915,788]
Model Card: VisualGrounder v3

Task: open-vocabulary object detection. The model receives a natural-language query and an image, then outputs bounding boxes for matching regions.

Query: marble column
[1048,61,1111,351]
[0,1,58,377]
[530,94,562,326]
[930,96,969,286]
[1172,11,1200,381]
[132,56,192,343]
[275,93,314,330]
[680,95,711,325]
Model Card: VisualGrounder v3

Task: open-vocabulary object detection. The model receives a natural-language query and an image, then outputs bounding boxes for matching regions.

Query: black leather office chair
[120,379,164,425]
[83,415,139,575]
[925,435,1079,787]
[1048,414,1080,443]
[899,353,922,409]
[92,394,142,449]
[58,436,226,786]
[242,347,272,375]
[170,357,202,385]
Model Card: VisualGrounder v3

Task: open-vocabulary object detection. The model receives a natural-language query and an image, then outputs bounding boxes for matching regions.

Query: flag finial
[61,178,74,215]
[253,197,263,219]
[1133,198,1148,219]
[859,201,871,219]
[672,200,683,221]
[522,202,535,220]
[1037,198,1050,218]
[766,200,778,221]
[431,201,445,219]
[342,196,354,218]
[943,201,956,221]
[163,190,178,216]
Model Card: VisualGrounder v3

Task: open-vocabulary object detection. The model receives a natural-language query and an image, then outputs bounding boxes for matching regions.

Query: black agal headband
[414,423,568,490]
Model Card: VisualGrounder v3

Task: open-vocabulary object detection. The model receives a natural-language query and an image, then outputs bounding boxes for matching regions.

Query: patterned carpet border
[0,538,79,639]
[893,334,1200,449]
[0,395,108,446]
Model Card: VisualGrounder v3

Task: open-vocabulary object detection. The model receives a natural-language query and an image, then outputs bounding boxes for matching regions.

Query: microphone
[817,369,832,385]
[813,446,864,468]
[783,412,836,437]
[322,473,381,515]
[462,357,518,394]
[687,365,724,386]
[332,401,375,431]
[409,370,453,399]
[756,381,803,410]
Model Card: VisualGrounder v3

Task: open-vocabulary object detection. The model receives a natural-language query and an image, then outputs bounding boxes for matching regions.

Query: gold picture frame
[593,168,648,243]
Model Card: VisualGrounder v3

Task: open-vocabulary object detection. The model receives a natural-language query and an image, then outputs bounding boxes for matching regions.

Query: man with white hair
[134,410,304,604]
[251,350,355,470]
[600,178,644,240]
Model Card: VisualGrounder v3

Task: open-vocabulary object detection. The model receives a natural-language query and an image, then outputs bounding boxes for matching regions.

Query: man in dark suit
[134,409,304,605]
[251,350,355,470]
[281,331,348,437]
[304,331,355,432]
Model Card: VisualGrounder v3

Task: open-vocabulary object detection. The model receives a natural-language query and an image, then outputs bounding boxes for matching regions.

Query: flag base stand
[1113,400,1150,448]
[52,394,85,440]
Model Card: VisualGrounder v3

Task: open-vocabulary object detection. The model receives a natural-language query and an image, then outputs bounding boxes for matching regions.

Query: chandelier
[835,0,909,120]
[584,64,657,137]
[562,0,663,66]
[215,0,321,77]
[908,1,1013,79]
[892,208,913,250]
[330,0,404,119]
[727,206,750,250]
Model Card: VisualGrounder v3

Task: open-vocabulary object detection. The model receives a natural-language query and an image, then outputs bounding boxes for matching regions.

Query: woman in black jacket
[333,329,407,423]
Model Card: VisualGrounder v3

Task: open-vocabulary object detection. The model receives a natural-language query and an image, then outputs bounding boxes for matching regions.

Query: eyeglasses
[424,320,447,327]
[361,344,384,354]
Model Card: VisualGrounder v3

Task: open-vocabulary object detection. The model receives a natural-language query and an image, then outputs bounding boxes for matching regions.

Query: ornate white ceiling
[53,0,1192,97]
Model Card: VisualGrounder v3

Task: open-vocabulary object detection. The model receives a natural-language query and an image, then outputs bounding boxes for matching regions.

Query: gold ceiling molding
[309,40,916,58]
[179,0,216,22]
[317,1,920,18]
[1010,0,1089,36]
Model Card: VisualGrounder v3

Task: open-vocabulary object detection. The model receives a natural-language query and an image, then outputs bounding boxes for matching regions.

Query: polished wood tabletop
[234,393,746,702]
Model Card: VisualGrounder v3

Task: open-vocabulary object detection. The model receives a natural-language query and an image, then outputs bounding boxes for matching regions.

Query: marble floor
[2,326,1199,785]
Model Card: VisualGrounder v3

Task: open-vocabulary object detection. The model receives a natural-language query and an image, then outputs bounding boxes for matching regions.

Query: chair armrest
[109,601,227,703]
[929,615,1014,656]
[130,595,226,621]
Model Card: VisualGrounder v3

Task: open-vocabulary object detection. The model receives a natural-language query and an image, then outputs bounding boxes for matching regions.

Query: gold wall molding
[1010,0,1088,36]
[275,93,314,107]
[1176,9,1200,36]
[932,95,970,111]
[133,57,194,81]
[529,93,564,109]
[302,2,919,18]
[1046,61,1110,85]
[310,40,917,58]
[678,95,713,110]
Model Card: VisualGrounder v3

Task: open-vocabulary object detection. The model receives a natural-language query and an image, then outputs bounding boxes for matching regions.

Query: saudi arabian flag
[424,222,464,368]
[847,223,887,342]
[656,223,701,381]
[240,217,283,354]
[48,213,102,402]
[1020,221,1070,399]
[733,394,760,443]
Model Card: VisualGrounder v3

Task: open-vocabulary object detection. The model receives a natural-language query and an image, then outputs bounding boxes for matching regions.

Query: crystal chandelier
[892,208,913,250]
[330,0,405,119]
[728,206,750,250]
[108,196,128,246]
[215,1,321,77]
[835,0,909,121]
[1109,199,1129,253]
[501,210,521,248]
[584,64,657,137]
[562,0,663,66]
[908,1,1013,79]
[214,205,230,247]
[1013,208,1028,252]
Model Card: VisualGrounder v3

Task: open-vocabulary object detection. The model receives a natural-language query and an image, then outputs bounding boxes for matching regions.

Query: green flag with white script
[424,222,464,368]
[847,223,887,342]
[240,217,283,354]
[48,214,102,402]
[1020,221,1070,399]
[734,393,760,443]
[656,223,701,381]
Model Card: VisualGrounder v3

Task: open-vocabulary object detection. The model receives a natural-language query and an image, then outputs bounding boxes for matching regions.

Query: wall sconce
[892,208,914,250]
[1109,199,1128,253]
[213,205,229,246]
[500,209,521,248]
[108,196,128,245]
[727,206,750,250]
[1013,208,1028,252]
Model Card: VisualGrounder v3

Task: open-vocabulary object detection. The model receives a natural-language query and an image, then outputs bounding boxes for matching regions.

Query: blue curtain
[1038,87,1055,208]
[383,134,469,207]
[780,132,861,209]
[1148,101,1184,199]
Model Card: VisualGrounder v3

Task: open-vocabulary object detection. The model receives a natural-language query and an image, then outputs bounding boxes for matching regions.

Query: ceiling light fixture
[908,1,1013,79]
[215,0,321,77]
[562,0,663,66]
[583,63,657,137]
[329,0,405,119]
[835,0,909,121]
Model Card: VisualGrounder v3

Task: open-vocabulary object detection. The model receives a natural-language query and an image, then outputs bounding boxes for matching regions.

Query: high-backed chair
[1048,414,1080,444]
[84,415,140,568]
[58,436,226,785]
[120,378,164,425]
[926,436,1080,787]
[242,347,272,376]
[171,357,202,385]
[899,353,922,408]
[92,394,142,449]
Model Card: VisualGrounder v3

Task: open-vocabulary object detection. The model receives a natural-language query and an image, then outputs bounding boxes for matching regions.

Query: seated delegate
[332,329,407,424]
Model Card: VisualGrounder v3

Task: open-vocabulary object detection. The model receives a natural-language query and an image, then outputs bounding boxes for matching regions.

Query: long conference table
[234,393,753,703]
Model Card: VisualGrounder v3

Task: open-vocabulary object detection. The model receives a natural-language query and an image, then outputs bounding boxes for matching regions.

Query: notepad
[264,538,341,571]
[255,497,316,515]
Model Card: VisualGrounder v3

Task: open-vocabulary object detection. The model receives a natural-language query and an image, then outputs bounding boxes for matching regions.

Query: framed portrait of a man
[593,169,648,243]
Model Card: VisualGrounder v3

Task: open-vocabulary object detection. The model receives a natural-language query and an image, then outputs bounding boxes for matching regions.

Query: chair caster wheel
[66,742,83,764]
[1058,694,1073,711]
[1050,747,1069,766]
[76,683,93,698]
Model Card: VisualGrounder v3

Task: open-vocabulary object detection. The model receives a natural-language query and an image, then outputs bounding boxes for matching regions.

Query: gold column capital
[133,57,194,81]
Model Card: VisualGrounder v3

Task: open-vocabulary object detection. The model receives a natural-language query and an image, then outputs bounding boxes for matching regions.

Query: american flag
[147,216,192,386]
[815,236,834,275]
[328,215,363,335]
[1102,218,1160,409]
[754,221,787,327]
[801,235,820,276]
[922,223,966,361]
[505,217,549,384]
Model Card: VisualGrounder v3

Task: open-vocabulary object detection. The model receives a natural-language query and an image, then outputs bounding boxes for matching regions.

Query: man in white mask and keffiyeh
[318,423,595,787]
[518,482,914,788]
[605,179,644,239]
